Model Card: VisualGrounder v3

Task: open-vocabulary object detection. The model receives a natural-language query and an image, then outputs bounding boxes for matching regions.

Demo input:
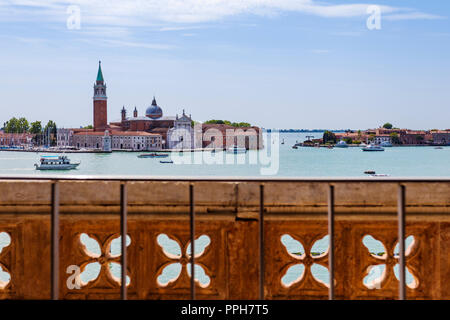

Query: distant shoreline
[0,148,248,154]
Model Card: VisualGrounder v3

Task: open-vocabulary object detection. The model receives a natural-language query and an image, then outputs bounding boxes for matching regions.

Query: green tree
[4,117,29,133]
[323,131,337,144]
[18,117,29,132]
[233,122,251,127]
[83,125,93,129]
[416,135,424,144]
[4,117,19,133]
[390,132,401,144]
[204,120,225,125]
[30,121,42,134]
[382,123,393,129]
[344,137,353,144]
[204,120,251,127]
[44,120,57,146]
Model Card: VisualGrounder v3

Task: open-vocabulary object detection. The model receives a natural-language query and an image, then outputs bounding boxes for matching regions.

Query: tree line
[203,119,251,127]
[1,117,57,146]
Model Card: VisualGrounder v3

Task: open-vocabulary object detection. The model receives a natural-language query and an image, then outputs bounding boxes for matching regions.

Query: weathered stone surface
[0,179,448,299]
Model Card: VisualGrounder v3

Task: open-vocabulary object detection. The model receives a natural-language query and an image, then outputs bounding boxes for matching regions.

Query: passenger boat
[138,153,169,158]
[362,144,385,152]
[34,155,80,170]
[226,146,247,154]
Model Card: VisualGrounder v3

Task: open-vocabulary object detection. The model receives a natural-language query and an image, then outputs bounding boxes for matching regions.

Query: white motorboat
[34,155,80,170]
[226,146,247,154]
[138,153,169,158]
[335,140,349,148]
[362,144,385,152]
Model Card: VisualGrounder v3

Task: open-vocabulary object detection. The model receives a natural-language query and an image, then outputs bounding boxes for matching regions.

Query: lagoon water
[0,132,448,290]
[0,132,449,177]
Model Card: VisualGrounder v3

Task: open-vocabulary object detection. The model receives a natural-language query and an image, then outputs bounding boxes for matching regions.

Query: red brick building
[431,130,450,145]
[199,123,263,150]
[0,133,34,147]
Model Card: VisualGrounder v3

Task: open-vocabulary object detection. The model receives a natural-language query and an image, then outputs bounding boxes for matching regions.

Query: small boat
[160,160,173,164]
[335,140,349,148]
[364,170,376,175]
[34,155,80,170]
[281,139,285,145]
[434,146,444,149]
[226,146,247,154]
[362,144,385,152]
[292,146,298,149]
[138,153,169,158]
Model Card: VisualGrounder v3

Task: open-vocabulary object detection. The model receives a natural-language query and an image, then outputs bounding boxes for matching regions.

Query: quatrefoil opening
[0,232,11,289]
[362,235,418,290]
[156,234,211,288]
[78,233,131,287]
[280,234,330,288]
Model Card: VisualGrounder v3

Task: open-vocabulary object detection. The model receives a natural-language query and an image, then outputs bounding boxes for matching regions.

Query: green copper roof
[96,61,104,82]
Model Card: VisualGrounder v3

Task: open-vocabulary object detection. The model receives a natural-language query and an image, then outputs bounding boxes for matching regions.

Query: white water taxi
[34,155,80,170]
[226,146,247,154]
[362,144,385,152]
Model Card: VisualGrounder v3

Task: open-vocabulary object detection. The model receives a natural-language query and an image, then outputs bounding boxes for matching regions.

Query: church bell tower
[93,61,108,131]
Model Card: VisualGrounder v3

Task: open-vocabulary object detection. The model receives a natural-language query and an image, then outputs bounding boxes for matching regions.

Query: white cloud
[159,26,204,32]
[0,0,444,26]
[384,12,445,21]
[311,49,330,54]
[93,39,175,50]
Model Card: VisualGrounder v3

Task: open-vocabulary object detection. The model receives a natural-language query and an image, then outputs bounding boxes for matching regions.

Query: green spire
[96,60,104,82]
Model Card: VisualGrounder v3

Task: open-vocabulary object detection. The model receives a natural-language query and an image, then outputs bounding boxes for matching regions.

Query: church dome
[145,97,163,119]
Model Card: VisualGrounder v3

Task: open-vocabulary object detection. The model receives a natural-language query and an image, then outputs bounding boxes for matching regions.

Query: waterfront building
[0,132,34,147]
[110,131,161,150]
[335,132,369,144]
[109,96,189,149]
[167,110,194,149]
[431,130,450,145]
[56,128,74,148]
[57,61,261,151]
[200,123,263,150]
[373,134,392,145]
[400,130,429,145]
[72,130,161,151]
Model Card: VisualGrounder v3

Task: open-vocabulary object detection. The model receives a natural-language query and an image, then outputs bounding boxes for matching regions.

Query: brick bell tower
[93,61,107,131]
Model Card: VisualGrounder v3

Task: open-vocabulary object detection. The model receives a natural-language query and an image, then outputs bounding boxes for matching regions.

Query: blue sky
[0,0,449,130]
